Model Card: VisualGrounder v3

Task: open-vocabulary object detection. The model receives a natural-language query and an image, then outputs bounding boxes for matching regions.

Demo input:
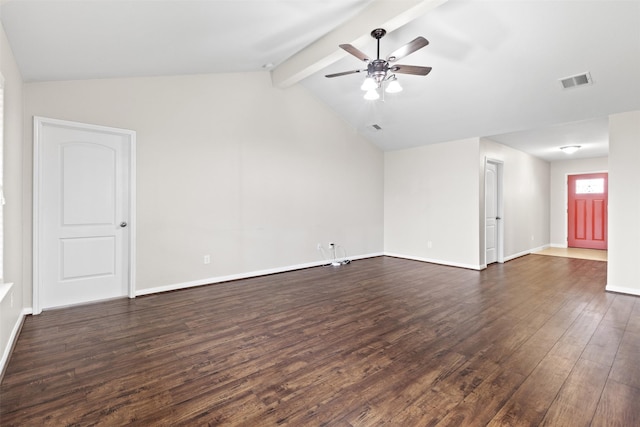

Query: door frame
[484,158,504,267]
[33,116,136,314]
[564,170,608,248]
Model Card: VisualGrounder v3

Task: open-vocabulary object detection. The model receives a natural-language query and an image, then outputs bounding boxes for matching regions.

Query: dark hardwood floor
[1,255,639,426]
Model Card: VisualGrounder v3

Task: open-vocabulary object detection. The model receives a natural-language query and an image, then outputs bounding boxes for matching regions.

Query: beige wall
[607,110,640,295]
[384,138,481,269]
[23,73,384,296]
[549,157,608,247]
[0,22,25,371]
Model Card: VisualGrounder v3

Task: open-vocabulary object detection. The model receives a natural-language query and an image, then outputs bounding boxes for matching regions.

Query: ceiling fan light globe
[364,89,380,100]
[361,77,377,91]
[386,79,402,93]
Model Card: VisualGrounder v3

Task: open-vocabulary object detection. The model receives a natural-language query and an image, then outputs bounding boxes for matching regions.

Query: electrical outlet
[203,255,211,265]
[427,241,433,249]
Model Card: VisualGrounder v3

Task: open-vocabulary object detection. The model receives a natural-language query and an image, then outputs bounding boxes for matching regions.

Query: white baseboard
[605,284,640,297]
[384,252,483,271]
[385,245,552,270]
[1,308,29,378]
[349,252,384,261]
[503,250,530,262]
[136,252,384,296]
[550,243,568,248]
[503,244,549,262]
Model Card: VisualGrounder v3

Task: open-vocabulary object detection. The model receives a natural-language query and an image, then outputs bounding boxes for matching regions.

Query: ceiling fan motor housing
[368,59,389,84]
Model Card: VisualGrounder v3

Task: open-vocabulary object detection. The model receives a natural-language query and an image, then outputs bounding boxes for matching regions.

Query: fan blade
[325,69,365,78]
[392,64,432,76]
[339,44,370,62]
[386,37,429,62]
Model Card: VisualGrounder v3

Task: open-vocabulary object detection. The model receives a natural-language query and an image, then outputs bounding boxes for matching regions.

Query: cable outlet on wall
[203,255,211,265]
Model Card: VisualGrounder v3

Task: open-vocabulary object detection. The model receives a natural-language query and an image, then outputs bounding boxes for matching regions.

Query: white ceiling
[486,116,610,162]
[0,0,375,80]
[2,0,639,162]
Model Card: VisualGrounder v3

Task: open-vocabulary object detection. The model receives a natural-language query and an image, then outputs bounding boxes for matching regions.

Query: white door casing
[485,159,503,266]
[33,117,136,314]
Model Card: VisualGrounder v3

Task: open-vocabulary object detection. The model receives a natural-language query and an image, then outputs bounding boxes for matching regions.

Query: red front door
[568,173,608,250]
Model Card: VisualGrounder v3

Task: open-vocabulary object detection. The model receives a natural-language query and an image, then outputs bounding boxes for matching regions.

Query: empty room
[1,0,640,425]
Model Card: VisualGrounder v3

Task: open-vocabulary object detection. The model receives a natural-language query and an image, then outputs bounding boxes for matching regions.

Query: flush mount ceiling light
[560,145,581,154]
[325,28,432,100]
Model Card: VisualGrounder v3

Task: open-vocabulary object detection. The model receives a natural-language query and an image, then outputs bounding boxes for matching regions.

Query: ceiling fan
[326,28,432,100]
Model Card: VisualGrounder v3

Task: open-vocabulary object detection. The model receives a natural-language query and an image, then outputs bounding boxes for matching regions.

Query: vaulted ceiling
[2,0,639,161]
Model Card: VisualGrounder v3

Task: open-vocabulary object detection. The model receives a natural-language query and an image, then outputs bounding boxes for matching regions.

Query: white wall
[480,138,550,263]
[384,137,550,270]
[23,73,384,296]
[607,111,640,295]
[384,138,481,269]
[0,22,25,374]
[549,157,608,247]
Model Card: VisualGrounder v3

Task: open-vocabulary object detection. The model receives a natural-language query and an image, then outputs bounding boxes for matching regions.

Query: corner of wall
[0,19,27,380]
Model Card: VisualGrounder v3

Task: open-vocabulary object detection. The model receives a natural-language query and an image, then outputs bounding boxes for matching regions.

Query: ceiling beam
[270,0,450,89]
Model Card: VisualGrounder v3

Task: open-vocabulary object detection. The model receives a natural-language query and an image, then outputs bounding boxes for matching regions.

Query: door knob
[496,217,501,220]
[120,222,128,228]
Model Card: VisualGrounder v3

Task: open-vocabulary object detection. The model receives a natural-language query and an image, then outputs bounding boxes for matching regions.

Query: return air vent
[559,72,593,89]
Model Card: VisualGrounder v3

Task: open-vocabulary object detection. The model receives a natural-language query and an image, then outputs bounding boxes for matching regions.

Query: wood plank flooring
[1,255,639,426]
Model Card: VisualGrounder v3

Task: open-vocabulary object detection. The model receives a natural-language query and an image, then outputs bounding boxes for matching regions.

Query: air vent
[371,124,382,131]
[559,72,593,89]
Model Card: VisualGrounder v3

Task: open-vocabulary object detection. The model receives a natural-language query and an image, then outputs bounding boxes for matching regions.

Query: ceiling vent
[371,124,382,131]
[559,72,593,89]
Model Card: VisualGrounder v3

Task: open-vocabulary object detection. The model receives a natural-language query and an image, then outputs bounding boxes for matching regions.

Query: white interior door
[34,117,135,313]
[485,161,499,265]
